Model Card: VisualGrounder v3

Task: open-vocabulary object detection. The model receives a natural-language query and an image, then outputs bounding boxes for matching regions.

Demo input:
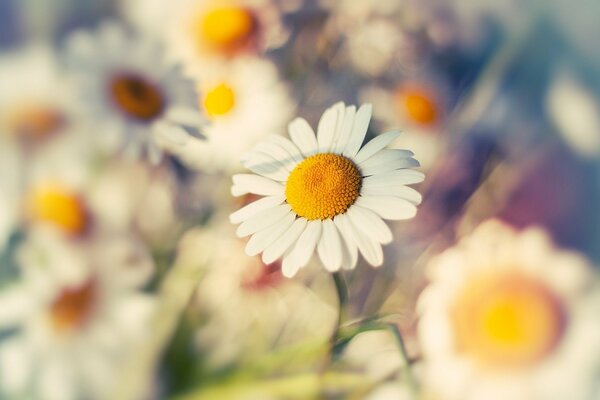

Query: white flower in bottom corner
[417,220,600,400]
[0,229,156,400]
[229,102,424,277]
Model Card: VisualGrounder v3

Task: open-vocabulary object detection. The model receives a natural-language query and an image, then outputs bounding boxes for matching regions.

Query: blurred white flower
[418,220,600,400]
[172,57,295,171]
[65,22,206,164]
[0,228,155,400]
[230,102,424,277]
[546,69,600,159]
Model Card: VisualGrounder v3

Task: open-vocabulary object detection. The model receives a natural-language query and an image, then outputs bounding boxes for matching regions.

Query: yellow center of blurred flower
[6,104,65,139]
[452,273,566,368]
[27,185,88,235]
[197,6,257,53]
[285,153,361,220]
[49,279,96,334]
[109,73,164,121]
[397,89,438,126]
[204,83,236,117]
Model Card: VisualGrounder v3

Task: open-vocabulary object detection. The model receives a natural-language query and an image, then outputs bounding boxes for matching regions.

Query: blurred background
[1,0,600,399]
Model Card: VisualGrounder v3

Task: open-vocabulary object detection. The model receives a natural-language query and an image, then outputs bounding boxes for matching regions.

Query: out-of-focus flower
[230,102,424,277]
[180,224,335,367]
[65,22,206,164]
[365,382,413,400]
[361,73,451,170]
[121,0,288,71]
[0,228,155,400]
[546,69,600,159]
[418,220,600,400]
[172,57,295,171]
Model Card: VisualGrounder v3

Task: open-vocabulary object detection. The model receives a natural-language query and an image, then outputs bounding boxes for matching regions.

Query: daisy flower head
[229,102,424,278]
[65,22,206,164]
[0,228,155,400]
[417,220,600,400]
[172,57,295,171]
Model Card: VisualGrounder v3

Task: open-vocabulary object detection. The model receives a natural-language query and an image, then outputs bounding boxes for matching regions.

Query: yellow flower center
[452,273,566,368]
[6,104,65,139]
[27,184,89,235]
[203,83,236,117]
[49,279,96,335]
[285,153,362,220]
[109,73,164,121]
[397,88,438,126]
[197,6,257,54]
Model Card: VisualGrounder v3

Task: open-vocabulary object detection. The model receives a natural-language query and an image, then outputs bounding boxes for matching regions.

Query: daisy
[65,22,206,164]
[171,57,295,171]
[0,228,155,400]
[229,102,424,278]
[417,220,600,400]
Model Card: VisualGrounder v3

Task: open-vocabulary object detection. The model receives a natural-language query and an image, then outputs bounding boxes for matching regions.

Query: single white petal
[251,142,297,171]
[353,131,402,164]
[262,218,307,264]
[281,255,302,278]
[333,214,359,270]
[358,148,414,168]
[229,195,286,224]
[360,155,420,177]
[266,135,303,163]
[284,220,323,271]
[231,174,284,197]
[331,105,356,154]
[356,196,417,220]
[289,118,318,157]
[317,219,343,271]
[343,103,372,158]
[242,153,290,181]
[245,212,295,256]
[346,215,384,267]
[236,204,292,237]
[317,102,344,152]
[346,205,393,244]
[362,169,425,187]
[164,106,206,128]
[361,185,422,205]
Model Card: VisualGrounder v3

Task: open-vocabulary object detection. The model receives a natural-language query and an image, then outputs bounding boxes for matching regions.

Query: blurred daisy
[0,228,155,400]
[361,75,450,170]
[230,102,424,277]
[173,57,294,171]
[179,224,335,367]
[121,0,287,70]
[418,220,600,400]
[0,44,77,147]
[65,22,206,164]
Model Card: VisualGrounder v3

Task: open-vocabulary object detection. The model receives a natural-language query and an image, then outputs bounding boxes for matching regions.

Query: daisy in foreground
[65,22,206,164]
[418,220,600,400]
[229,102,424,277]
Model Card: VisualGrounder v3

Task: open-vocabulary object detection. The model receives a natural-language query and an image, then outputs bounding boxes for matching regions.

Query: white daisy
[417,220,600,400]
[65,21,206,164]
[172,56,295,171]
[229,102,424,278]
[0,228,155,400]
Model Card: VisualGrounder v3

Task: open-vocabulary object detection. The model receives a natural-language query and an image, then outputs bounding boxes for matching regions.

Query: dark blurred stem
[321,271,348,372]
[387,323,418,397]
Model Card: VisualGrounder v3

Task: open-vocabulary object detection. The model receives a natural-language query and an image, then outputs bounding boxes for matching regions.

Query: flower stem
[387,323,419,397]
[321,271,348,371]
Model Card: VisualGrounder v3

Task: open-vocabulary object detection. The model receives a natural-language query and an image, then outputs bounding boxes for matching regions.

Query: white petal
[346,205,393,244]
[245,212,295,256]
[317,219,343,271]
[356,196,417,220]
[229,195,286,224]
[231,174,284,197]
[361,184,422,205]
[266,135,303,163]
[164,106,206,128]
[346,215,384,267]
[317,102,344,152]
[153,121,191,145]
[236,204,292,237]
[331,105,356,154]
[147,141,163,165]
[362,169,425,187]
[251,141,297,171]
[283,220,323,271]
[343,103,372,158]
[354,131,402,164]
[289,117,318,157]
[333,214,359,270]
[360,154,420,176]
[262,218,308,264]
[358,148,414,168]
[242,153,290,181]
[281,257,301,278]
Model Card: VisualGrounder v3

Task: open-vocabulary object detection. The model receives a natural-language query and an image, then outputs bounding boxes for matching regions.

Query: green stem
[387,324,418,397]
[321,271,348,371]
